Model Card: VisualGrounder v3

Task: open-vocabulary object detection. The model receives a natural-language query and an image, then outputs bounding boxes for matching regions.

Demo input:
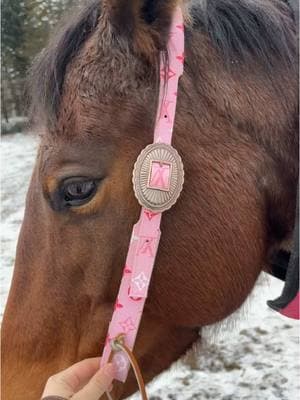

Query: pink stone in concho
[148,161,172,191]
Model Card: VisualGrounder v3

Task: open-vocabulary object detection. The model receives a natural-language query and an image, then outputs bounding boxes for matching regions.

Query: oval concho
[132,143,184,213]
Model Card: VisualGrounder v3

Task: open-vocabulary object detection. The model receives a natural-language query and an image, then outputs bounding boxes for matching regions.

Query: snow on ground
[1,133,299,399]
[133,278,300,400]
[1,132,38,315]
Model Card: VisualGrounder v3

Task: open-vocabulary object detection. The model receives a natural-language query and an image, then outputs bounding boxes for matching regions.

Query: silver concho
[132,143,184,212]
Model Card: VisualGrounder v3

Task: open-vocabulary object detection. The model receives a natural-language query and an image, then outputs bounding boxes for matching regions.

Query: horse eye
[61,178,97,207]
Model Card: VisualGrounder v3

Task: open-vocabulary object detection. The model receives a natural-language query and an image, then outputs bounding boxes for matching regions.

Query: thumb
[72,363,114,400]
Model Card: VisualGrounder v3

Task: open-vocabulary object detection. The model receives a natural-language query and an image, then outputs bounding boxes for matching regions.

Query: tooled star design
[160,67,176,81]
[132,272,149,291]
[119,317,136,333]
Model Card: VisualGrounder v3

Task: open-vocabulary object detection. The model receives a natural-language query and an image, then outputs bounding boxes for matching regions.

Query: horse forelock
[28,0,297,131]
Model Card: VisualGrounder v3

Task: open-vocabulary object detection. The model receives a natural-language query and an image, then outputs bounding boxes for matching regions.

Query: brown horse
[2,0,298,399]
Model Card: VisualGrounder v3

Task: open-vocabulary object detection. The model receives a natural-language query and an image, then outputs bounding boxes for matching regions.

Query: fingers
[72,363,114,400]
[42,358,102,398]
[59,358,102,391]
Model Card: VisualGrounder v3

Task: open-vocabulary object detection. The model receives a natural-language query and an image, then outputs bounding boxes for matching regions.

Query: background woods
[1,0,75,126]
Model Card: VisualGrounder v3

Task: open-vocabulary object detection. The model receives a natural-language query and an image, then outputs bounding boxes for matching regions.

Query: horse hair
[192,0,296,66]
[29,0,101,125]
[28,0,296,127]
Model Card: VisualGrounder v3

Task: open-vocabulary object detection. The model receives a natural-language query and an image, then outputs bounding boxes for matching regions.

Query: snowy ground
[1,133,299,399]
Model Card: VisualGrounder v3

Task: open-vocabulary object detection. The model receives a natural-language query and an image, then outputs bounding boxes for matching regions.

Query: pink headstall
[101,6,185,382]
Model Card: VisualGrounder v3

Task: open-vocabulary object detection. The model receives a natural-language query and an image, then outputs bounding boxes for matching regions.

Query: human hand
[42,357,114,400]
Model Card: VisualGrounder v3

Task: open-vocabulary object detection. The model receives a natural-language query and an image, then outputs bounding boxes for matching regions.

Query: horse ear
[103,0,178,55]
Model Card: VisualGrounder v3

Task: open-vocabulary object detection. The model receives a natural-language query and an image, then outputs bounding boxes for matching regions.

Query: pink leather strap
[100,6,184,382]
[154,12,184,144]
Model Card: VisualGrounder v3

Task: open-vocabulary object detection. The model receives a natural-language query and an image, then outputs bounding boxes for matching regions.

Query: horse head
[2,1,298,399]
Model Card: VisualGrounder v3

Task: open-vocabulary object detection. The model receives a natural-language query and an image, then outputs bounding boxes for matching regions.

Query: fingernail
[103,363,114,377]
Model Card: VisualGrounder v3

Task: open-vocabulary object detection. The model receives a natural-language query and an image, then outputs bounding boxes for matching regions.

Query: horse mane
[193,0,296,66]
[28,0,296,127]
